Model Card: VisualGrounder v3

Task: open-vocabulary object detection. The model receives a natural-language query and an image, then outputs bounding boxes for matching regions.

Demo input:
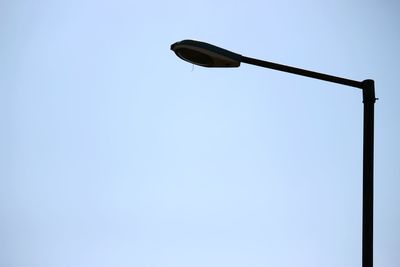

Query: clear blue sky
[1,0,399,266]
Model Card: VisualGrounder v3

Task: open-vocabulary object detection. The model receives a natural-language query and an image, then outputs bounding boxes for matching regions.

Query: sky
[1,0,399,266]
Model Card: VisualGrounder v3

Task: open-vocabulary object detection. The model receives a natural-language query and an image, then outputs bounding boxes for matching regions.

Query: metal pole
[241,56,376,267]
[362,79,375,267]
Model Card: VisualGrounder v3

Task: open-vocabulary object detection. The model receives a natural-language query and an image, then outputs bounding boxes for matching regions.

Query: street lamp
[171,39,376,267]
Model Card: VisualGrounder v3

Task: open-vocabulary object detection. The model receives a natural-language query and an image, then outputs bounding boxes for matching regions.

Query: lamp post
[171,39,376,267]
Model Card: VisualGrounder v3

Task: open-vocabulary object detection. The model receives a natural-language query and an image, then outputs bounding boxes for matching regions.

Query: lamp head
[171,39,242,68]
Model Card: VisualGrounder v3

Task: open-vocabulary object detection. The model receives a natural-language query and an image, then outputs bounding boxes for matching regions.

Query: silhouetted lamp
[171,40,241,67]
[171,39,376,267]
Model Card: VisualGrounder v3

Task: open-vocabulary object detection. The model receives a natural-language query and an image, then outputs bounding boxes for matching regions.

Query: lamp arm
[240,55,364,89]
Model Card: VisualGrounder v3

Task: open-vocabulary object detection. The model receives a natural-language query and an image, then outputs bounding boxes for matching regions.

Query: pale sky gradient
[1,1,399,266]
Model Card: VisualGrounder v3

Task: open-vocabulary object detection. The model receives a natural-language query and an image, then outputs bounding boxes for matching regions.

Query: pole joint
[362,79,376,104]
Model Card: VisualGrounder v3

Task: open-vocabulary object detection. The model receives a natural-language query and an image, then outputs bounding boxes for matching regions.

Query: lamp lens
[175,48,213,67]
